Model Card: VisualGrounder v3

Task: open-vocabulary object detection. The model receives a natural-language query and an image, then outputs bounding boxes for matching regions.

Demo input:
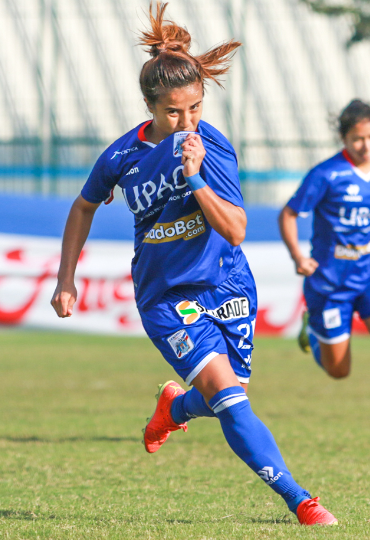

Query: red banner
[0,234,366,336]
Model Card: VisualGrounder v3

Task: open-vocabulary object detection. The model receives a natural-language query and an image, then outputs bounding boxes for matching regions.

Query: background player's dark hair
[338,99,370,138]
[138,2,242,105]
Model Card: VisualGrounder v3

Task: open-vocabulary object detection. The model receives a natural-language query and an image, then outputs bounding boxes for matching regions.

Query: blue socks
[208,386,310,513]
[171,385,310,513]
[171,387,216,424]
[308,331,322,367]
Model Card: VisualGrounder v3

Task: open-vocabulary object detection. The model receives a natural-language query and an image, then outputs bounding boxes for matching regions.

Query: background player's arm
[182,134,246,246]
[279,205,318,276]
[51,195,100,318]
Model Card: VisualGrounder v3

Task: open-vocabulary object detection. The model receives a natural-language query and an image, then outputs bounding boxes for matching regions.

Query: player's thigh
[240,382,249,394]
[139,290,235,387]
[209,262,257,388]
[304,281,353,376]
[191,353,241,402]
[319,338,351,378]
[304,280,352,345]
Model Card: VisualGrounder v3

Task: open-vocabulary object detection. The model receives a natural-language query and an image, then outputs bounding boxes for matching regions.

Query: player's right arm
[278,205,318,276]
[51,195,100,317]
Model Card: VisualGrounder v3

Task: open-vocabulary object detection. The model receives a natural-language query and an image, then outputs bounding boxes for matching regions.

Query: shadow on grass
[0,509,39,520]
[166,515,293,525]
[215,514,293,525]
[247,517,292,524]
[0,436,140,443]
[166,519,194,524]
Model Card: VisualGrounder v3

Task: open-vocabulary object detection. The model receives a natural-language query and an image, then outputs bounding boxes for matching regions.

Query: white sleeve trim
[307,326,350,345]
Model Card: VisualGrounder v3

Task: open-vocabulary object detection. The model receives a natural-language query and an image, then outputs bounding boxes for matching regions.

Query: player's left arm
[181,134,246,246]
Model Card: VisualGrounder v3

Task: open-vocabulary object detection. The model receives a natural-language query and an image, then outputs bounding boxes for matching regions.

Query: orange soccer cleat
[297,497,338,526]
[143,380,188,454]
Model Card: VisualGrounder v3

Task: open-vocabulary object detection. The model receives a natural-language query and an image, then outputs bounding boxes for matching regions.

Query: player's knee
[325,363,351,379]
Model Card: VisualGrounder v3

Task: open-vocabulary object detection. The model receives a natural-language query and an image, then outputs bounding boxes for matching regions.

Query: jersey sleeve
[287,167,329,215]
[81,151,117,204]
[202,145,245,208]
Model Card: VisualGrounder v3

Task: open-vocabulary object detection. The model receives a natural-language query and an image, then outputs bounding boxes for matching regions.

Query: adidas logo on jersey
[257,466,283,485]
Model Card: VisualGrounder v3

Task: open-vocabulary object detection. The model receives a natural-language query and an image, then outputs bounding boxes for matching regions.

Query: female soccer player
[279,99,370,379]
[51,2,336,526]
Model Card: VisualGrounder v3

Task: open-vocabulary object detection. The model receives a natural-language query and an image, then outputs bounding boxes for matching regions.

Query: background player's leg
[191,354,311,513]
[308,331,323,366]
[305,286,353,378]
[319,339,351,379]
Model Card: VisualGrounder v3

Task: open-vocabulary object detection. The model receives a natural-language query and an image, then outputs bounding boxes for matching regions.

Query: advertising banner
[4,233,362,336]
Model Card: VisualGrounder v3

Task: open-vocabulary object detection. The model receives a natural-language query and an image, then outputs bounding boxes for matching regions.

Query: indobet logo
[143,210,206,244]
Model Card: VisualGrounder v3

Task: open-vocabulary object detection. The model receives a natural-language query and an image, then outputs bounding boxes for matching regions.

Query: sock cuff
[209,386,248,414]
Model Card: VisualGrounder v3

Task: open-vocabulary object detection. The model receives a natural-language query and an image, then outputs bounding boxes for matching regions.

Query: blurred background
[0,0,369,335]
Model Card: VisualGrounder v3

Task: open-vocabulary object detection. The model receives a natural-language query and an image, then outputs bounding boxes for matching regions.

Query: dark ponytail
[338,99,370,138]
[139,2,241,105]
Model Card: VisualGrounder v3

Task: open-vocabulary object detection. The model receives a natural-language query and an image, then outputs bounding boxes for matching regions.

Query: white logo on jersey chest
[343,184,363,202]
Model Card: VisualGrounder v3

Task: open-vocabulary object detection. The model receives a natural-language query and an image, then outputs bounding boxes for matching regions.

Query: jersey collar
[342,149,370,182]
[138,121,157,148]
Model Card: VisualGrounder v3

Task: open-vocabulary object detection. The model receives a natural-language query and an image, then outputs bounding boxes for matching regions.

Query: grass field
[0,330,369,539]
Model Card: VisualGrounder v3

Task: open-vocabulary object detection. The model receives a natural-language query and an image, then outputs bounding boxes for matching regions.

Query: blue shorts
[304,279,370,343]
[139,263,257,385]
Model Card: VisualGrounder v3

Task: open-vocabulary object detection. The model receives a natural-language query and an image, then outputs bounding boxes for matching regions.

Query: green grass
[0,330,369,539]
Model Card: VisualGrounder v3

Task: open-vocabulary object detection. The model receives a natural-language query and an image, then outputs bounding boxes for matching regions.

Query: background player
[279,99,370,378]
[51,1,337,526]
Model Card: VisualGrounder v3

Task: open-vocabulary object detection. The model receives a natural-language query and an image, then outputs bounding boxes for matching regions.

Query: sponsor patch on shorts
[323,307,342,329]
[168,330,194,358]
[176,297,250,324]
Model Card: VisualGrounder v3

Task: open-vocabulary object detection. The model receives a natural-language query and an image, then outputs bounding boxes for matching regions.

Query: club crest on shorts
[168,329,194,358]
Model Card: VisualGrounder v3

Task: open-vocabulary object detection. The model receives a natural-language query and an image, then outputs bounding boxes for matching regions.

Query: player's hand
[181,134,206,177]
[294,256,319,276]
[51,281,77,318]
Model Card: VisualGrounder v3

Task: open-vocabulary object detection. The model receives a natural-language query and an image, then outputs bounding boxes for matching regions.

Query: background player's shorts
[304,278,370,343]
[139,263,257,385]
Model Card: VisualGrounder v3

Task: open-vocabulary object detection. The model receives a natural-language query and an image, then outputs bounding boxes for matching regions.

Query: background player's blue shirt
[287,150,370,300]
[81,120,246,310]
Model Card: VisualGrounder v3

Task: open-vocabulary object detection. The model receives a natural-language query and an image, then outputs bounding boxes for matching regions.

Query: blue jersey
[287,150,370,300]
[81,120,246,310]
